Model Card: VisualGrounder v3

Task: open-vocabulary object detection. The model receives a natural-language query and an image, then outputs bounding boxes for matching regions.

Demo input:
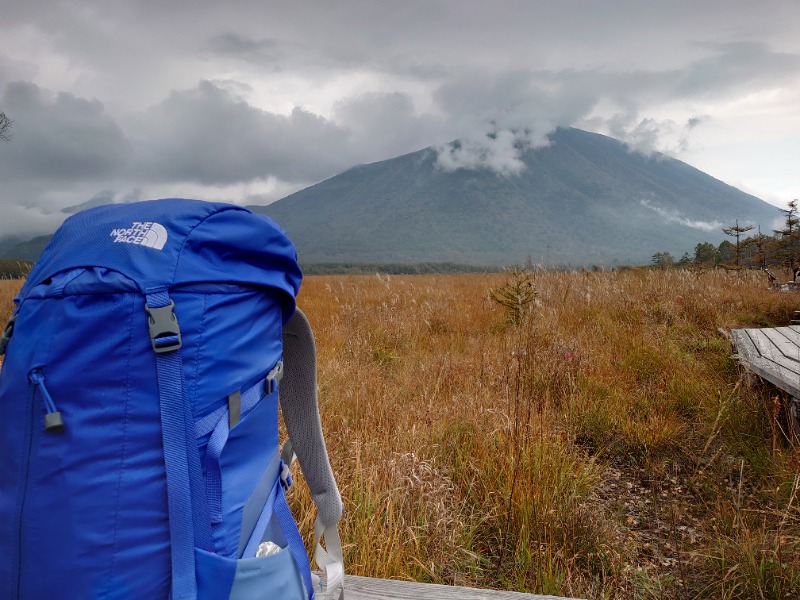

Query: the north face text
[109,222,168,250]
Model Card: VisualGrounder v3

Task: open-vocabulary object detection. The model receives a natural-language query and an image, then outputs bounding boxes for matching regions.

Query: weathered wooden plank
[760,328,800,363]
[731,329,800,398]
[773,326,800,350]
[743,329,800,376]
[343,575,583,600]
[732,331,787,388]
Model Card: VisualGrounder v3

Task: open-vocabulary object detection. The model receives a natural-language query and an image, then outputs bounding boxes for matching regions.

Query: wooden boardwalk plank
[742,329,800,376]
[343,575,583,600]
[760,328,800,363]
[731,327,800,398]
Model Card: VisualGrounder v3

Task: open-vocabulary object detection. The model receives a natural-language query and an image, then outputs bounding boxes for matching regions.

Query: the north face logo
[110,222,168,250]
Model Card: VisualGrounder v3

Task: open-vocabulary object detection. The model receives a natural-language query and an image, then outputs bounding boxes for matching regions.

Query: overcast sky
[1,0,798,239]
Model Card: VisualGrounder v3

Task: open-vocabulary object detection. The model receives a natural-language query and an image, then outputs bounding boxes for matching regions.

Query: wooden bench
[342,575,582,599]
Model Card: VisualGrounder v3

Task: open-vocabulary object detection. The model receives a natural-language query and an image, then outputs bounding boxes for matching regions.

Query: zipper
[29,369,65,433]
[13,378,35,599]
[13,370,65,599]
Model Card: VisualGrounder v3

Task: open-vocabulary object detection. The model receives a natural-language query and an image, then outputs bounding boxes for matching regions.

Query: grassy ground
[2,269,799,599]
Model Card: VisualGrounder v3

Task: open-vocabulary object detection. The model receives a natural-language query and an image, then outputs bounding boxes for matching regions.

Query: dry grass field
[2,269,799,599]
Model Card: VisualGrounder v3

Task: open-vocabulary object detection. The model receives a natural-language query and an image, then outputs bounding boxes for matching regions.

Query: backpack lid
[19,198,302,317]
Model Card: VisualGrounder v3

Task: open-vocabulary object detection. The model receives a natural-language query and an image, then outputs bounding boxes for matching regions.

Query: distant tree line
[652,200,800,271]
[300,261,499,275]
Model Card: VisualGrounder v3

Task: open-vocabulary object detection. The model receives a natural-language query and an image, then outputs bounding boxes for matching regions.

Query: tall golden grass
[2,269,799,599]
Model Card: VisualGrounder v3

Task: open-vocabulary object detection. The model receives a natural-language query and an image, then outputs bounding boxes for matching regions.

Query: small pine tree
[490,268,537,326]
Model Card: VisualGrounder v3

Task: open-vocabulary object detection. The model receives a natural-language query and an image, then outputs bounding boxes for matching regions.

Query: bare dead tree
[773,200,800,272]
[722,219,754,267]
[0,111,12,141]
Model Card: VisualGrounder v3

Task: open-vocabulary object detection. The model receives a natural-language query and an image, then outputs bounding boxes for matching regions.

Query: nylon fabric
[202,376,275,526]
[229,548,307,600]
[274,482,314,600]
[213,376,280,558]
[238,452,282,558]
[0,198,330,600]
[0,290,173,599]
[280,309,345,599]
[147,290,198,600]
[241,477,281,559]
[19,199,302,309]
[196,376,268,439]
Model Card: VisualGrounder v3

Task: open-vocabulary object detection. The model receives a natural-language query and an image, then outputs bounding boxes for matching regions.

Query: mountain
[1,235,53,261]
[1,128,782,266]
[252,128,781,266]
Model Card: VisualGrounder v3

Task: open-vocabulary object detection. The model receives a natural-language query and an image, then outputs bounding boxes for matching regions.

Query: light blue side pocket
[196,545,306,600]
[230,548,307,600]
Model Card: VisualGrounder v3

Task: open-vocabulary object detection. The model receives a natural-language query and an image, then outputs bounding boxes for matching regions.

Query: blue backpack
[0,199,344,600]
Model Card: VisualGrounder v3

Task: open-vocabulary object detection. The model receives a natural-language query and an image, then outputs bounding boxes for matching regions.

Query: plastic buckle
[266,359,284,394]
[280,460,293,490]
[144,301,182,353]
[0,313,17,356]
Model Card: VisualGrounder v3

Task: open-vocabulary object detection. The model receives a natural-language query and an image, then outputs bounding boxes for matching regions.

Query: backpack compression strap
[280,309,345,600]
[145,291,212,600]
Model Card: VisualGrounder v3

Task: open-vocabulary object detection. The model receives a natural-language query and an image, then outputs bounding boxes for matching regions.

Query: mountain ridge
[1,127,781,265]
[251,127,779,265]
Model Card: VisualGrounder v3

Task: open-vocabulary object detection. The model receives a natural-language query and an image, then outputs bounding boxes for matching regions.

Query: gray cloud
[132,81,348,184]
[0,0,798,236]
[206,33,279,57]
[430,41,800,165]
[0,81,130,182]
[332,92,443,161]
[0,203,66,239]
[203,34,282,68]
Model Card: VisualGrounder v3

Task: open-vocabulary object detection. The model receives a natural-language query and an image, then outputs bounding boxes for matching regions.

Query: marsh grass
[2,268,799,598]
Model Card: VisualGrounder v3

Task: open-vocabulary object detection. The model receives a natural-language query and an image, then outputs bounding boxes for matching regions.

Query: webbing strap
[239,469,314,599]
[281,443,344,600]
[195,363,281,439]
[241,475,280,559]
[274,478,315,600]
[201,373,279,525]
[314,517,345,600]
[146,291,202,600]
[205,416,228,525]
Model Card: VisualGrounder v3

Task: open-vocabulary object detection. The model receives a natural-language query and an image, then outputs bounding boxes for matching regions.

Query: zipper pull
[29,370,65,433]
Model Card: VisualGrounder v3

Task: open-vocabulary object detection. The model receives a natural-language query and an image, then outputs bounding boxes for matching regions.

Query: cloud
[0,81,130,182]
[206,33,279,57]
[0,203,65,239]
[331,92,443,161]
[132,81,349,184]
[640,198,722,231]
[133,83,451,186]
[0,1,799,227]
[601,113,711,155]
[426,40,800,169]
[203,34,282,68]
[435,130,532,175]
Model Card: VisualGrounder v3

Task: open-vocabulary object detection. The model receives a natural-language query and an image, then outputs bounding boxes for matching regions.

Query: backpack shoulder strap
[280,308,344,599]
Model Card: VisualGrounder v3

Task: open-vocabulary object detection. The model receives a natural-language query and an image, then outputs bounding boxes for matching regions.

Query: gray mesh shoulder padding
[281,308,343,528]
